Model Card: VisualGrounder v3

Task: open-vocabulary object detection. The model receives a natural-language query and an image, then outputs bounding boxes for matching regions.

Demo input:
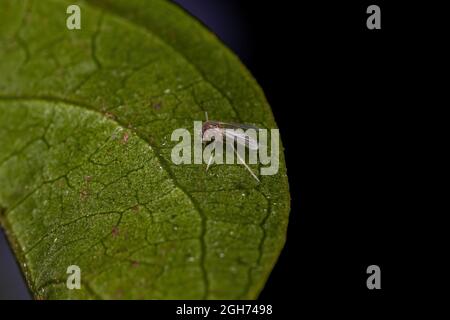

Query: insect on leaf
[0,0,290,299]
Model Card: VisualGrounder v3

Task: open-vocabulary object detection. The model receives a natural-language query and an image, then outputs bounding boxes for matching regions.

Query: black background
[241,0,440,309]
[225,0,440,309]
[239,0,397,304]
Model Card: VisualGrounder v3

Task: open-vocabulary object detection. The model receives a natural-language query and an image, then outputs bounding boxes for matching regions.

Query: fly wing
[206,121,260,150]
[218,122,260,130]
[223,129,259,150]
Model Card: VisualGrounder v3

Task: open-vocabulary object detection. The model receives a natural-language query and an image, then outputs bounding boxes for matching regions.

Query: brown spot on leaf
[112,226,120,237]
[131,260,139,268]
[122,132,129,144]
[152,101,162,110]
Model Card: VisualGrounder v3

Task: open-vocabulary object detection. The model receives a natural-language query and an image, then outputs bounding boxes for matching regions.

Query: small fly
[202,112,260,182]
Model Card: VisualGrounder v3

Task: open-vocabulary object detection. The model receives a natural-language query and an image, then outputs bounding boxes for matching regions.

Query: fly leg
[206,140,215,171]
[231,143,260,182]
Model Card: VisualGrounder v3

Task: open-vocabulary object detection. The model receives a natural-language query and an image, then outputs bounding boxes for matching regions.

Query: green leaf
[0,0,290,299]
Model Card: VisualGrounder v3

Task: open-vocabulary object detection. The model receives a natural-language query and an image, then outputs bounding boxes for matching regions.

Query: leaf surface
[0,0,290,299]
